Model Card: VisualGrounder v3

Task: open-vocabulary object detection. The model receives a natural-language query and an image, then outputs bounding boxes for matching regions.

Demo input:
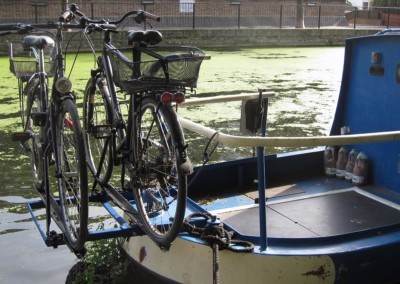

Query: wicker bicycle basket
[107,46,207,93]
[8,41,56,80]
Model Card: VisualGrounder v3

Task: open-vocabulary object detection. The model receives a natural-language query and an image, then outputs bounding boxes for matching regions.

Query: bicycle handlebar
[65,3,160,28]
[0,23,34,34]
[0,22,83,36]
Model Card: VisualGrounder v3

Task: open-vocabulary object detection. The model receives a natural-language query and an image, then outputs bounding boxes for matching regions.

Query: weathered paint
[122,235,335,284]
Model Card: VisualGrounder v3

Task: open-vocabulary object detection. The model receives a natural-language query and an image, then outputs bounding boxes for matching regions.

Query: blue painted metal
[257,95,269,251]
[26,189,212,247]
[331,32,400,192]
[256,146,267,250]
[100,197,131,229]
[26,199,64,246]
[26,194,144,246]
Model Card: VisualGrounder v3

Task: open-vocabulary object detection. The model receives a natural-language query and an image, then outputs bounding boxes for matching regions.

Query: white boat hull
[121,235,335,283]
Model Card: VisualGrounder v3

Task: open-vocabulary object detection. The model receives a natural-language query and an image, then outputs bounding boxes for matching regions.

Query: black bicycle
[1,18,88,255]
[66,4,208,249]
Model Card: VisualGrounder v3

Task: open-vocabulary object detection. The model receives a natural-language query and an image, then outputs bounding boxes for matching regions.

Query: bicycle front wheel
[132,96,188,248]
[83,76,113,184]
[56,98,88,252]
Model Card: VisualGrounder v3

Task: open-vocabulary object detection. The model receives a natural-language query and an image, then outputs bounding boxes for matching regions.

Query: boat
[118,30,400,283]
[26,29,400,283]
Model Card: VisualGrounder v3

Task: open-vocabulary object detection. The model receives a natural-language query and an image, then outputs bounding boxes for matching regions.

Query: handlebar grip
[143,11,161,22]
[0,23,22,31]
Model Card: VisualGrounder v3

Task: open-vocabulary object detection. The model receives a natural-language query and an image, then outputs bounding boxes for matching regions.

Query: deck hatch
[218,190,400,238]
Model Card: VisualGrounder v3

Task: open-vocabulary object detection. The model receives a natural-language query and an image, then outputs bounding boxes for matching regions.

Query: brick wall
[0,28,377,56]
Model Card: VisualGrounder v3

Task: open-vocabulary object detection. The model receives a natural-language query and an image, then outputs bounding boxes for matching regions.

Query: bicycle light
[174,92,185,104]
[160,91,173,104]
[55,77,72,94]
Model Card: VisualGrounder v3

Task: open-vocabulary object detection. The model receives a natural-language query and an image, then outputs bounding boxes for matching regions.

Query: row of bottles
[324,146,369,185]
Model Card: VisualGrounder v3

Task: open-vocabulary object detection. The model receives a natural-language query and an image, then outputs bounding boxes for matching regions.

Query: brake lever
[18,24,33,35]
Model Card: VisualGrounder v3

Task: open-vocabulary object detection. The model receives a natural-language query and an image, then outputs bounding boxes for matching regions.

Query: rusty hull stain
[139,246,147,263]
[302,265,331,280]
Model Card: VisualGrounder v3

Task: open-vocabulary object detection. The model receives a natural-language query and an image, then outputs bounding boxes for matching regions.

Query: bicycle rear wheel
[56,98,88,252]
[132,96,188,248]
[23,78,45,190]
[83,77,113,185]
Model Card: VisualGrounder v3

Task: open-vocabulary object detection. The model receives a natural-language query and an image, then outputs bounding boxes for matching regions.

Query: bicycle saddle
[22,35,55,50]
[127,30,163,46]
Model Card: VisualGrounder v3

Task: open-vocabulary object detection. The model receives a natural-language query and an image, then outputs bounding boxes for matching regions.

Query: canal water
[0,46,344,283]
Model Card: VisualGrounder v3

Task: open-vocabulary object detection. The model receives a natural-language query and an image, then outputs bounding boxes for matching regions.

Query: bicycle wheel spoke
[57,99,88,252]
[23,78,45,190]
[83,77,113,184]
[133,97,187,247]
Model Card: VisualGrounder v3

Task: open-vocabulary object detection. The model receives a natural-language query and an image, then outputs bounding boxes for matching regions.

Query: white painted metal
[121,235,335,283]
[179,116,400,147]
[180,92,275,107]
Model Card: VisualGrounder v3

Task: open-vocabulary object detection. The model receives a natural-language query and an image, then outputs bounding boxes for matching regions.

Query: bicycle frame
[71,2,205,250]
[6,22,87,253]
[87,31,173,184]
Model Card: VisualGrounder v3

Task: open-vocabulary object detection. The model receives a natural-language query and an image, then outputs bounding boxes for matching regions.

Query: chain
[183,212,254,284]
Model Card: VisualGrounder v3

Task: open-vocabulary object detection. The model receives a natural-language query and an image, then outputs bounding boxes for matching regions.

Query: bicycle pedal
[92,125,112,138]
[31,112,47,126]
[11,132,32,142]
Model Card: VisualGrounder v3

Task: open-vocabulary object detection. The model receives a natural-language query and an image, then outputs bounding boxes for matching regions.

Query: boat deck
[194,177,400,239]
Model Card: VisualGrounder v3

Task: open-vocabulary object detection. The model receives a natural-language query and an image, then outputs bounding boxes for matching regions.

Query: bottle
[324,146,337,177]
[345,149,358,182]
[336,147,349,179]
[352,152,369,186]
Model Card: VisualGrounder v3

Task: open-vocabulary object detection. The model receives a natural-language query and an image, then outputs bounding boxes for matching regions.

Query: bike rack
[26,91,274,253]
[27,187,210,254]
[26,191,143,251]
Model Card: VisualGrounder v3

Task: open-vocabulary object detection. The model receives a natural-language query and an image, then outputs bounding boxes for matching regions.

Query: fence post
[318,5,321,29]
[192,3,196,29]
[231,2,241,29]
[353,7,357,29]
[91,3,94,20]
[141,1,155,30]
[280,5,283,29]
[31,2,47,24]
[387,11,390,29]
[32,2,38,24]
[238,4,241,29]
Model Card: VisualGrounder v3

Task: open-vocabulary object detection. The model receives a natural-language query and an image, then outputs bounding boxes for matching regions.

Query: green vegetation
[66,222,129,283]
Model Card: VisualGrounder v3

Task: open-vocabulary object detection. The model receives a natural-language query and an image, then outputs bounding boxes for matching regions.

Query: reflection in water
[0,46,344,283]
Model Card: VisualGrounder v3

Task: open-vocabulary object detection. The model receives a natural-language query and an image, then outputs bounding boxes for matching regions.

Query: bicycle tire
[23,77,45,190]
[83,76,113,185]
[131,96,187,248]
[56,98,88,252]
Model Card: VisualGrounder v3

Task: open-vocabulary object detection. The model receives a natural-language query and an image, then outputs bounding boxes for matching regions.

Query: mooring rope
[183,212,254,284]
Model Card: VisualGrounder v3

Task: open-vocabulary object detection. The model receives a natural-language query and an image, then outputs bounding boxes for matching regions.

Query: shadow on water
[0,46,344,283]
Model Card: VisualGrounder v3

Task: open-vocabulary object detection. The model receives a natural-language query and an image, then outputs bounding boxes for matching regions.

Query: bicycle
[0,17,88,255]
[66,4,208,250]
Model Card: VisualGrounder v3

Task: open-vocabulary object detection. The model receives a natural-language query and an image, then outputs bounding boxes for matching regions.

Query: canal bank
[159,28,378,47]
[0,28,378,54]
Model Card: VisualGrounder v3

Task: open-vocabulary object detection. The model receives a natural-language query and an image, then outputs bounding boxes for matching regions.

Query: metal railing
[1,2,400,29]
